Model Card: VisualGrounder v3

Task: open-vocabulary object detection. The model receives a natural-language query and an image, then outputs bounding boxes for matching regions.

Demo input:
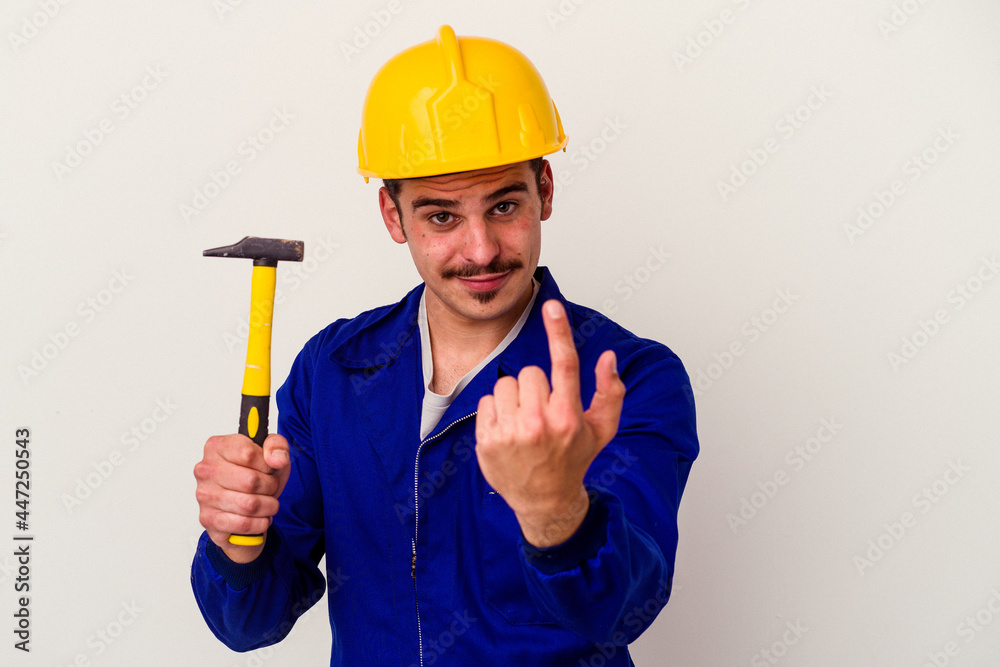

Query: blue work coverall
[191,266,699,666]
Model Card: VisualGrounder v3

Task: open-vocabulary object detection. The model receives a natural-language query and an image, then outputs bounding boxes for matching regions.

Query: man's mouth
[456,271,511,292]
[443,259,523,293]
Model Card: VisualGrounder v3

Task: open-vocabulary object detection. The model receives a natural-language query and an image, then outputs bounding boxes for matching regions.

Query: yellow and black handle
[230,262,276,546]
[203,237,304,547]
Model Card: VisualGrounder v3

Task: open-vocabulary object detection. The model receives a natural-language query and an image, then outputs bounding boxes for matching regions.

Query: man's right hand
[194,433,291,563]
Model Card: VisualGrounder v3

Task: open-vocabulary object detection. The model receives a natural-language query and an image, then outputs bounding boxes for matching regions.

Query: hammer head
[203,236,304,266]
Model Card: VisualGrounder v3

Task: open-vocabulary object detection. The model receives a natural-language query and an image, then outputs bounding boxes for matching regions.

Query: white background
[2,1,999,665]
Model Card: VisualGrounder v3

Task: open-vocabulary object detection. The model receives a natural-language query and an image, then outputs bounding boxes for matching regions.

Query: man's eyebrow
[410,181,531,213]
[484,182,530,205]
[411,196,459,212]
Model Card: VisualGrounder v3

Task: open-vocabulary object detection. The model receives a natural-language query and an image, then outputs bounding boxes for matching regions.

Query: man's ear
[540,160,554,221]
[379,187,407,244]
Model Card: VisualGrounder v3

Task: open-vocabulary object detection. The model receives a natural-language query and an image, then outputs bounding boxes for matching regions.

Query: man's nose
[461,217,500,267]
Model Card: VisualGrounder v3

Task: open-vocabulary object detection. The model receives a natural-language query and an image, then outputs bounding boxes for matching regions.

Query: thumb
[584,350,625,446]
[263,433,292,496]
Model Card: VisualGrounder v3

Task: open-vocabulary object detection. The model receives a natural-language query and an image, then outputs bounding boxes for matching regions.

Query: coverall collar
[327,265,578,440]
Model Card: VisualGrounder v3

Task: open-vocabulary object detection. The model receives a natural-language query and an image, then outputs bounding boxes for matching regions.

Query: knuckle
[194,485,214,506]
[519,414,545,439]
[244,470,265,494]
[551,413,580,439]
[198,508,216,530]
[234,445,257,467]
[193,461,211,481]
[233,515,257,535]
[238,494,261,516]
[251,472,278,497]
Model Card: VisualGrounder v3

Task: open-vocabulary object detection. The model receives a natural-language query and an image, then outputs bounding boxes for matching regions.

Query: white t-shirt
[418,278,540,440]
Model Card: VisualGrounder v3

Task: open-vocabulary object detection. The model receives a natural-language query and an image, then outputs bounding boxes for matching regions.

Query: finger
[477,394,497,434]
[202,459,281,497]
[263,434,289,472]
[584,349,626,446]
[517,366,550,413]
[542,300,581,406]
[210,434,273,475]
[492,375,520,422]
[206,526,268,560]
[263,434,292,497]
[203,484,281,519]
[201,507,272,540]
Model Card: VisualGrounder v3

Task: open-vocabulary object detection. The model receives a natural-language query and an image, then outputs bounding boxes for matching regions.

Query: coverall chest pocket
[481,492,556,626]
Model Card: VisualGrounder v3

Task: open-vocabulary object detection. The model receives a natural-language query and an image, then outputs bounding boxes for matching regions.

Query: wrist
[221,540,266,564]
[515,485,591,548]
[203,528,280,591]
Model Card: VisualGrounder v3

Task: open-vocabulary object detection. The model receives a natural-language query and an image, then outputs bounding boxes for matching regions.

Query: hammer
[204,236,304,546]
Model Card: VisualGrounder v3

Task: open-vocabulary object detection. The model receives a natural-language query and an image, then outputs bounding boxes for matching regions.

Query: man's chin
[469,288,501,305]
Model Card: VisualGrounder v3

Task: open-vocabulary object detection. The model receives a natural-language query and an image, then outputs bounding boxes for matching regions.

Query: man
[191,25,698,666]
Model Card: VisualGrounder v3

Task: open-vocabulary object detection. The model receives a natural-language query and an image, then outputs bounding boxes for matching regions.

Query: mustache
[441,258,523,280]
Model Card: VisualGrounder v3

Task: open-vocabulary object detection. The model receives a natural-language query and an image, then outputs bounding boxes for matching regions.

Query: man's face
[378,160,553,326]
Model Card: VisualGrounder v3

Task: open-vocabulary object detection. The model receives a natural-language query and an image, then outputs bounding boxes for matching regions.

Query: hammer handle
[238,394,269,446]
[229,264,276,547]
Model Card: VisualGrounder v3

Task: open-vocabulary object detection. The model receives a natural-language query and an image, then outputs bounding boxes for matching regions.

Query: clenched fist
[193,433,291,563]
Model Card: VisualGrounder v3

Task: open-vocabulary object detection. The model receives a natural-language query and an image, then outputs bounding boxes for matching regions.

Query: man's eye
[494,201,515,215]
[431,212,453,224]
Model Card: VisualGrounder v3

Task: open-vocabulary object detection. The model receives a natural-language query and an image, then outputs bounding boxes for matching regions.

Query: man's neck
[424,282,535,392]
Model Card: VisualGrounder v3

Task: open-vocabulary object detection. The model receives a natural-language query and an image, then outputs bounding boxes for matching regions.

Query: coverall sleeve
[190,340,328,652]
[517,347,698,645]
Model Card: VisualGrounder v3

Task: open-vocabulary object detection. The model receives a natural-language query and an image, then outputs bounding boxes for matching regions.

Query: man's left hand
[475,299,626,548]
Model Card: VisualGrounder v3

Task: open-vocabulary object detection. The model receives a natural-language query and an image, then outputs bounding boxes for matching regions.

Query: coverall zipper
[411,411,477,667]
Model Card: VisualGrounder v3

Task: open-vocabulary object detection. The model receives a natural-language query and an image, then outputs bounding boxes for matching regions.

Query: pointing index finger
[542,299,580,406]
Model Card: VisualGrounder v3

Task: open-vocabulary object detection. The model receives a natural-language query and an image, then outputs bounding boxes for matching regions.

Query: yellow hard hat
[357,25,568,182]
